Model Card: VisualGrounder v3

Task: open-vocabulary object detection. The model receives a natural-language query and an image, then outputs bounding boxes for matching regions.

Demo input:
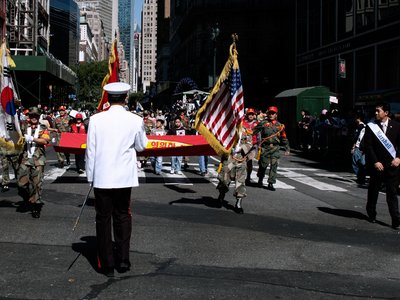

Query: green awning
[275,86,334,98]
[13,56,76,85]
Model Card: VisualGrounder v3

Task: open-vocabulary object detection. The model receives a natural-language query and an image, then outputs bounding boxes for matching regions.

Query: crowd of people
[1,81,400,277]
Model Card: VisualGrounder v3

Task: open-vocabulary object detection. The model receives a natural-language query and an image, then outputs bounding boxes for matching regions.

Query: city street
[1,148,400,299]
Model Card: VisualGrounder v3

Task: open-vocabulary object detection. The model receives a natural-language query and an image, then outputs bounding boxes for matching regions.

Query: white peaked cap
[103,82,131,94]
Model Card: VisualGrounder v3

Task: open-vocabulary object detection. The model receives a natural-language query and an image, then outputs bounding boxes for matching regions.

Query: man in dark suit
[363,102,400,229]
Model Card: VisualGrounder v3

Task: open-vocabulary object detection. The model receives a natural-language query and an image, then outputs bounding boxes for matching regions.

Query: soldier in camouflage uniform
[253,106,290,191]
[216,126,256,214]
[1,155,19,192]
[17,107,50,218]
[54,105,71,168]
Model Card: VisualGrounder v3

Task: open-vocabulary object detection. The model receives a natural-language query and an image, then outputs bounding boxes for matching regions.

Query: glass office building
[50,0,80,68]
[296,0,400,111]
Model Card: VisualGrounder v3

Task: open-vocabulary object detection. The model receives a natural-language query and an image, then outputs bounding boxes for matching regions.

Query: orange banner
[53,133,216,156]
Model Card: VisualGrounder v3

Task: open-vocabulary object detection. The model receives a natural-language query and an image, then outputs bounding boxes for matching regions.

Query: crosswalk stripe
[44,166,68,181]
[162,167,193,185]
[278,169,347,192]
[2,159,350,192]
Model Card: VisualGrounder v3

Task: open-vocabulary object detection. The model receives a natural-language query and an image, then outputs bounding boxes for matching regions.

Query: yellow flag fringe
[194,34,243,157]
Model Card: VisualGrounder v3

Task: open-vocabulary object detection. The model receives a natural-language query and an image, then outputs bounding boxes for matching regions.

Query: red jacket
[71,123,86,134]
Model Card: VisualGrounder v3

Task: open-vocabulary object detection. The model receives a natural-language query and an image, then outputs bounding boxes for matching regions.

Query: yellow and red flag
[97,38,119,111]
[194,34,245,157]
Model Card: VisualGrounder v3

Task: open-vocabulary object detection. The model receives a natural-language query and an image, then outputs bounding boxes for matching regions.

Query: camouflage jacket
[20,124,50,166]
[54,115,71,132]
[253,119,290,152]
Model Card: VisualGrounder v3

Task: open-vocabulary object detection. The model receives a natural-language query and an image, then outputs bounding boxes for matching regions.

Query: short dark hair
[376,101,391,113]
[108,93,127,103]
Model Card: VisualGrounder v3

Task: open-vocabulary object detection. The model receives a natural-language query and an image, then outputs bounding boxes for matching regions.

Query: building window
[355,0,375,33]
[355,47,374,94]
[308,0,321,50]
[338,0,354,39]
[322,0,336,45]
[378,0,400,25]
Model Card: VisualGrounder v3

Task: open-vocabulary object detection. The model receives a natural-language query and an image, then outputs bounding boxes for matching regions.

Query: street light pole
[211,24,220,86]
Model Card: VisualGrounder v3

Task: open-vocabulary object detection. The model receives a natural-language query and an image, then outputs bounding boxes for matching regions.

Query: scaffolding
[7,0,49,56]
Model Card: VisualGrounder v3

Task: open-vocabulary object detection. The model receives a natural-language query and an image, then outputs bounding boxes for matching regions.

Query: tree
[128,91,144,110]
[76,61,108,109]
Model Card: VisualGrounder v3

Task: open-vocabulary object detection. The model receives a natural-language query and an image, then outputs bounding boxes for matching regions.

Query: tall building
[119,0,135,92]
[77,4,108,61]
[75,0,114,46]
[50,0,80,68]
[156,0,170,91]
[141,0,157,92]
[132,23,141,92]
[3,0,76,107]
[79,14,98,62]
[295,0,400,112]
[163,0,294,107]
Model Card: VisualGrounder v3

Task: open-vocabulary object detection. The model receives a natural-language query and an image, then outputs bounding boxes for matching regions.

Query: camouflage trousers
[1,155,19,185]
[257,148,279,184]
[217,157,247,198]
[56,151,70,165]
[17,162,44,204]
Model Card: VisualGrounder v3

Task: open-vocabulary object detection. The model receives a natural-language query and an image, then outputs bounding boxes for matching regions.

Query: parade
[1,0,400,299]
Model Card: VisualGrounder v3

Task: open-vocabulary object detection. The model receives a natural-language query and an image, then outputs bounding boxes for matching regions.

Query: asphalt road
[1,148,400,299]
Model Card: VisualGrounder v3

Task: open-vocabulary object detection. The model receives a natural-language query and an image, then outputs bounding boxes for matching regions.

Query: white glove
[24,135,34,143]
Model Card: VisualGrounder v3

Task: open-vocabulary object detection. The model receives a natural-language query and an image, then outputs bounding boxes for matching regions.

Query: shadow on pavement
[71,236,99,272]
[0,199,17,208]
[317,207,391,228]
[169,196,236,212]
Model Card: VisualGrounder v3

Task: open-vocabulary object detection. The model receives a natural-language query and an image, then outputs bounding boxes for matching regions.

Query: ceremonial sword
[72,183,93,231]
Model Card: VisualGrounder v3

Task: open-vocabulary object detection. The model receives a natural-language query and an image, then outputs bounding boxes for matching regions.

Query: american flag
[195,38,245,156]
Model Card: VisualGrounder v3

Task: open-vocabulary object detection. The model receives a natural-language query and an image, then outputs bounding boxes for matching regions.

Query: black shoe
[78,169,84,174]
[1,185,9,192]
[100,266,115,277]
[66,159,71,165]
[257,180,264,188]
[234,206,244,214]
[116,260,131,273]
[183,163,189,170]
[31,203,43,218]
[245,179,251,186]
[32,209,41,218]
[267,183,276,191]
[58,161,64,168]
[367,213,376,223]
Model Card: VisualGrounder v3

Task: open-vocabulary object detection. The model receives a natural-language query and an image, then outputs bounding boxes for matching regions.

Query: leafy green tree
[76,61,108,109]
[128,92,144,110]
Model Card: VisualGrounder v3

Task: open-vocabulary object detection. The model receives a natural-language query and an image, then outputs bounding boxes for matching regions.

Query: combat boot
[267,183,276,191]
[32,203,43,218]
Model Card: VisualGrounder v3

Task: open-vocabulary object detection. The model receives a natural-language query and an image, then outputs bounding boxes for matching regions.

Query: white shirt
[85,105,148,188]
[381,119,389,134]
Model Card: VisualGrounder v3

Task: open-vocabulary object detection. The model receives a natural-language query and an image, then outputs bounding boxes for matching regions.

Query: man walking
[363,102,400,229]
[253,106,290,191]
[85,82,148,276]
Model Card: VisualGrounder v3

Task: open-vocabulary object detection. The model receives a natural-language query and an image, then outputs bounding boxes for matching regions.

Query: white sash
[27,126,40,158]
[367,122,396,159]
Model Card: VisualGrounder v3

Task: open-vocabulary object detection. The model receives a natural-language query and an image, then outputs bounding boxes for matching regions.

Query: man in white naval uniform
[85,82,148,277]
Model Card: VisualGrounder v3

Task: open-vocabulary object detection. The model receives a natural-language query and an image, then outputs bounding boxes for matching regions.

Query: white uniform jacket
[85,105,148,188]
